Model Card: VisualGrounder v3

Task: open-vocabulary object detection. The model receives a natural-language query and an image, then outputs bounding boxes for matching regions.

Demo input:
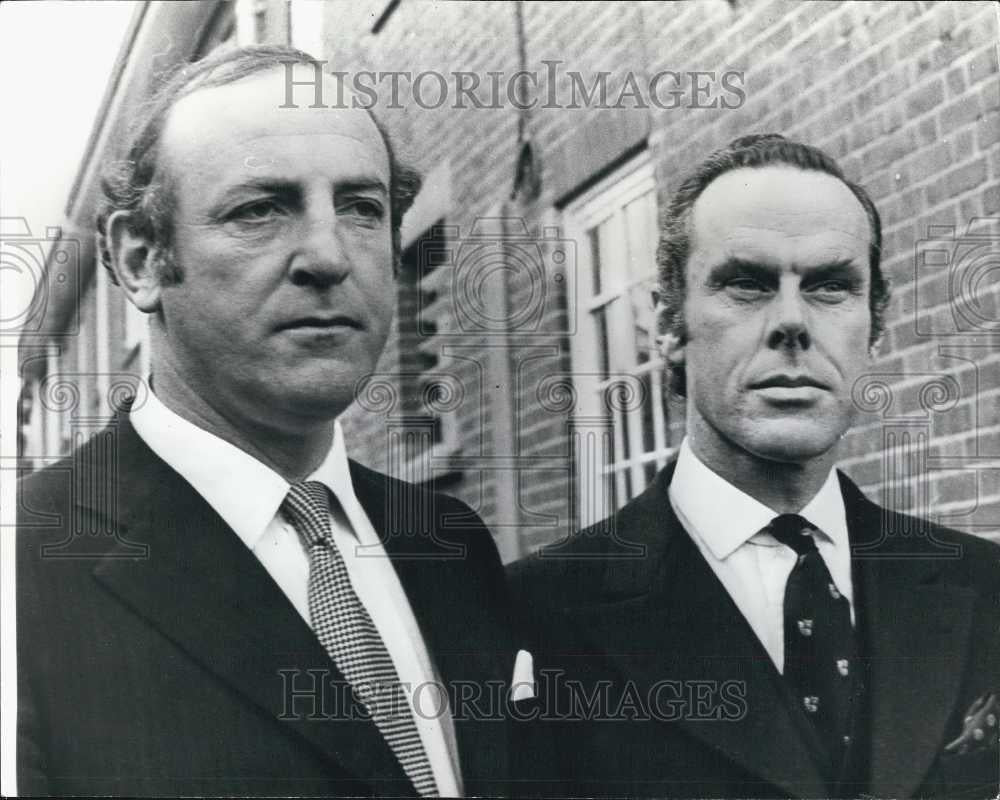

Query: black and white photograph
[2,1,998,797]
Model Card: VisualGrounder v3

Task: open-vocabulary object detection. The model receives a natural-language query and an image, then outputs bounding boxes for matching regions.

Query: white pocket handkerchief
[510,649,535,702]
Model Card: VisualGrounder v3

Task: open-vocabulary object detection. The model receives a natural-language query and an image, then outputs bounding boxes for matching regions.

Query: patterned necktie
[768,513,857,769]
[282,481,438,797]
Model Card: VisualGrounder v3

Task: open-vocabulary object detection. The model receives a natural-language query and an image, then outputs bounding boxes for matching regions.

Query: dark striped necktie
[282,481,438,797]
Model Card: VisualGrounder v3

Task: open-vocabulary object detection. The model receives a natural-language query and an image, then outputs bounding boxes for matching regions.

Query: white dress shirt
[131,390,463,796]
[668,437,855,674]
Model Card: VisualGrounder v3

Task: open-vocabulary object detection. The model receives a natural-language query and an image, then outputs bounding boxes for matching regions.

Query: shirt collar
[130,388,355,550]
[669,437,849,560]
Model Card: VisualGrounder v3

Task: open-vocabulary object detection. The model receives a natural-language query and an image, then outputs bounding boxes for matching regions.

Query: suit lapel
[569,467,829,798]
[841,475,976,798]
[350,463,511,795]
[87,413,413,794]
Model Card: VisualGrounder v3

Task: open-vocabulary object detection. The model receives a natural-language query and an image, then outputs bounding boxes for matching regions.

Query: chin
[741,423,843,465]
[259,380,355,424]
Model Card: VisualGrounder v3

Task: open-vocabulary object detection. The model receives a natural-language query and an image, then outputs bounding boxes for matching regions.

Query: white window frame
[563,153,673,526]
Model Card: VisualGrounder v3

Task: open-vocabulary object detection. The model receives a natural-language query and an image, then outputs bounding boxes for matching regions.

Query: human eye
[724,275,771,298]
[337,196,386,225]
[806,276,860,303]
[226,197,287,224]
[728,276,766,290]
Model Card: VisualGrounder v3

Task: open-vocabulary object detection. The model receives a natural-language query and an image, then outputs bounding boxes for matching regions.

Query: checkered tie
[768,514,858,772]
[282,481,438,797]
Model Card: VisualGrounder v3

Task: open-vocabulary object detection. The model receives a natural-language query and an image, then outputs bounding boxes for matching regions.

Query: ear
[660,331,686,370]
[654,302,686,369]
[867,331,884,361]
[105,210,164,313]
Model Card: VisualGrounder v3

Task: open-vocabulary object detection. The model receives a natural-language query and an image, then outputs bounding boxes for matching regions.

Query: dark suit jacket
[508,461,1000,799]
[17,410,521,797]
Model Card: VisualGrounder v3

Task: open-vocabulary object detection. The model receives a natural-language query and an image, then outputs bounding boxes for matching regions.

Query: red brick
[946,66,966,97]
[968,45,1000,85]
[917,116,939,146]
[867,170,895,202]
[953,129,975,162]
[925,158,989,206]
[934,399,974,437]
[905,78,945,118]
[920,203,961,230]
[959,196,979,223]
[845,53,881,92]
[792,0,841,34]
[930,27,975,73]
[897,17,936,59]
[929,435,973,461]
[913,268,952,311]
[963,8,1000,50]
[982,183,1000,214]
[868,1,917,45]
[853,118,886,155]
[931,470,979,508]
[905,140,953,184]
[977,111,1000,150]
[939,93,981,136]
[982,79,1000,112]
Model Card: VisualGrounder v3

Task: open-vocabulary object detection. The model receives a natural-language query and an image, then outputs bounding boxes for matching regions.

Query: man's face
[674,165,874,467]
[152,68,394,428]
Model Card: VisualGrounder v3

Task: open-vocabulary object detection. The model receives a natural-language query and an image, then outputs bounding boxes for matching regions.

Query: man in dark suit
[17,45,527,797]
[510,134,999,798]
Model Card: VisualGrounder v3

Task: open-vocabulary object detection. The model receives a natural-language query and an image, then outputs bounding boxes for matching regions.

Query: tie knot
[767,513,818,556]
[282,481,333,547]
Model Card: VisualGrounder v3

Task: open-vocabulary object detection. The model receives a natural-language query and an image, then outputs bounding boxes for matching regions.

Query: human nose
[288,207,352,288]
[766,278,810,351]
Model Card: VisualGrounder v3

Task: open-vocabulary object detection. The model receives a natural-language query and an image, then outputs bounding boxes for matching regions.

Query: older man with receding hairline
[17,45,529,798]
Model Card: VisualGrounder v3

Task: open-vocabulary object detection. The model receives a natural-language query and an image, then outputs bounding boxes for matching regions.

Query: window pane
[607,468,618,515]
[596,215,621,295]
[616,387,632,465]
[624,192,657,279]
[592,304,611,379]
[588,228,602,296]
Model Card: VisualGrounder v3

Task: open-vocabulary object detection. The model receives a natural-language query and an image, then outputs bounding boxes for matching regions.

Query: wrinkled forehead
[158,66,389,180]
[689,165,872,266]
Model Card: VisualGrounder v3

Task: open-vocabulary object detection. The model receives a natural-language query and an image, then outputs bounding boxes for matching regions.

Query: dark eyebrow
[210,176,388,215]
[213,179,301,209]
[801,260,864,282]
[707,257,778,285]
[336,179,389,196]
[707,257,863,284]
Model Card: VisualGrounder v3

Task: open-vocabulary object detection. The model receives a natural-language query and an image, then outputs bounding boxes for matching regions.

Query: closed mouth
[749,375,829,390]
[277,316,363,332]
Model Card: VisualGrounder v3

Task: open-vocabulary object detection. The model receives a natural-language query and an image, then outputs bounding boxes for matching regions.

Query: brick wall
[317,0,1000,556]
